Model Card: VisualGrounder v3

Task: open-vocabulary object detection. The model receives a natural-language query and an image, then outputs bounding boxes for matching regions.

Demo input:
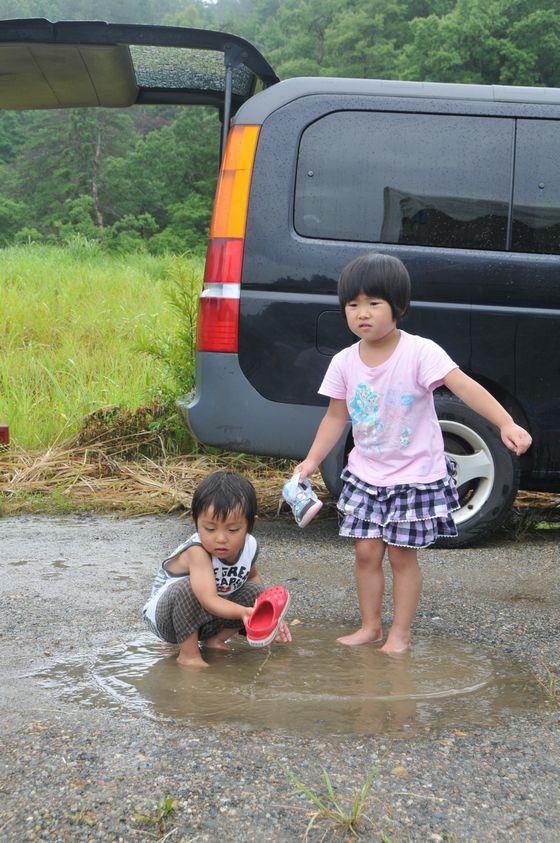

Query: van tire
[434,394,519,547]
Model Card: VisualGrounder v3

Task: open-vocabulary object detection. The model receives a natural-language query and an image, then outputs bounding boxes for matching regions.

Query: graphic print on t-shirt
[213,561,248,594]
[349,382,414,455]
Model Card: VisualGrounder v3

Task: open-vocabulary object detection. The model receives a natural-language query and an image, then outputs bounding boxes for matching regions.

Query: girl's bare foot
[379,632,410,654]
[337,627,383,646]
[176,653,209,668]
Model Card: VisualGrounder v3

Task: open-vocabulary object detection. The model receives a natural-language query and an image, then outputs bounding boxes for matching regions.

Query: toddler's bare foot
[176,653,209,669]
[337,627,383,646]
[204,627,238,650]
[204,639,230,650]
[204,637,231,650]
[379,632,410,654]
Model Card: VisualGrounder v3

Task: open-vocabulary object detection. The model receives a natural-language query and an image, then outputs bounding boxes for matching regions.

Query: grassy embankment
[0,242,195,449]
[0,243,296,515]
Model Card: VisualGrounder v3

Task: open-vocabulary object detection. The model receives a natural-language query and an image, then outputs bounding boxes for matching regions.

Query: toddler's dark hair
[191,470,257,531]
[338,252,411,320]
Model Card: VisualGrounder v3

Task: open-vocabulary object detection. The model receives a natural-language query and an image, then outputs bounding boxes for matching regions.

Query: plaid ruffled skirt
[338,457,460,548]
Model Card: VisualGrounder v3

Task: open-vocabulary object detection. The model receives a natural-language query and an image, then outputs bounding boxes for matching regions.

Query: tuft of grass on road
[536,665,560,706]
[286,763,386,839]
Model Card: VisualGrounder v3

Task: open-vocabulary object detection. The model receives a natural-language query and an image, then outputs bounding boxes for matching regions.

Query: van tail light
[204,238,243,285]
[197,125,260,353]
[197,293,240,353]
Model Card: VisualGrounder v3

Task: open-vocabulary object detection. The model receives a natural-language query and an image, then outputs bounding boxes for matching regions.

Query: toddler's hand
[272,621,292,644]
[239,605,254,625]
[500,422,532,456]
[292,458,318,482]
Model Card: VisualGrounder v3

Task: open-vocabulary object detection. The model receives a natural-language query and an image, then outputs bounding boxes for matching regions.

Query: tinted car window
[295,111,514,250]
[512,120,560,255]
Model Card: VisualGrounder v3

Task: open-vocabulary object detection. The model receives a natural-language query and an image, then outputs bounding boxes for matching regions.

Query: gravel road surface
[1,514,559,841]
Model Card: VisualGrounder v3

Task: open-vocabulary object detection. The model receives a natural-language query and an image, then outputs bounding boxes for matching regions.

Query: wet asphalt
[1,513,559,841]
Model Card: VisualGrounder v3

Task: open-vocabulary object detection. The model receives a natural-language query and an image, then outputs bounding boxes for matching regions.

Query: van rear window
[294,111,513,251]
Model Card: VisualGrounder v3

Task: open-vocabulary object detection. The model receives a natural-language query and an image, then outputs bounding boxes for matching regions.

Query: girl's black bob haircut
[338,252,411,320]
[191,470,257,531]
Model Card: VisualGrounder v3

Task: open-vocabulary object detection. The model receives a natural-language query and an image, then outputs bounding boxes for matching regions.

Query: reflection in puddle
[44,560,71,578]
[507,592,547,604]
[33,627,546,736]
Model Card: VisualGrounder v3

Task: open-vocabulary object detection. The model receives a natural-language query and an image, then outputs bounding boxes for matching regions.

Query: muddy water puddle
[34,626,546,736]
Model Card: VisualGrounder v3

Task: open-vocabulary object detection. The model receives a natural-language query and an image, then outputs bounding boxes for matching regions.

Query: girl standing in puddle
[294,253,532,654]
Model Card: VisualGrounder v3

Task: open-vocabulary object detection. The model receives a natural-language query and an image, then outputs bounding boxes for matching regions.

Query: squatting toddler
[142,470,291,668]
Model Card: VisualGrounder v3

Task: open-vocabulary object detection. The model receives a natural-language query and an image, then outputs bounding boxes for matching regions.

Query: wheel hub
[441,420,495,526]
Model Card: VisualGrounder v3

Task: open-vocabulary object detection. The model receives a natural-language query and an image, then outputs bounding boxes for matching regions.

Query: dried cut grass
[0,419,325,517]
[513,490,560,509]
[1,441,558,521]
[0,405,558,520]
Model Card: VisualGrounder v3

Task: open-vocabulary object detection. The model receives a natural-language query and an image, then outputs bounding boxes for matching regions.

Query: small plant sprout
[135,794,177,837]
[286,762,384,839]
[537,666,559,705]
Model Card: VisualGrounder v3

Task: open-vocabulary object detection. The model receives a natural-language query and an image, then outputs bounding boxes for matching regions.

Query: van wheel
[435,394,519,547]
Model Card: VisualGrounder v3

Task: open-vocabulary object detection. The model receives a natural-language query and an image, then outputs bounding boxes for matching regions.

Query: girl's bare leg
[176,631,209,668]
[337,538,386,646]
[380,545,422,654]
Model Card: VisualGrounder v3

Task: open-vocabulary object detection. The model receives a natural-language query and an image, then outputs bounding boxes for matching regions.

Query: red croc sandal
[244,585,290,647]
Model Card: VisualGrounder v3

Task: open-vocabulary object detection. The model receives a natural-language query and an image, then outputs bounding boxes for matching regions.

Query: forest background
[1,0,559,473]
[0,0,558,252]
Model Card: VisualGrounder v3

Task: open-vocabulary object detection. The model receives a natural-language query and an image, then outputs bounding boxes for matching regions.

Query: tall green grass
[0,242,203,449]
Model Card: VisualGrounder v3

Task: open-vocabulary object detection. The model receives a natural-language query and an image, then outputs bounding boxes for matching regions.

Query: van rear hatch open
[0,18,278,153]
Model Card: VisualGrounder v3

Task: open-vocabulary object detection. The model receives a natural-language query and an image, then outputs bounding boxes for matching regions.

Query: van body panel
[237,292,472,407]
[515,310,560,477]
[182,351,329,457]
[233,77,560,125]
[316,303,470,363]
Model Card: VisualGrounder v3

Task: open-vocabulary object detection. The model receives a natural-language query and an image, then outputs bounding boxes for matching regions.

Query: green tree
[0,195,27,244]
[100,109,218,215]
[0,0,188,24]
[323,0,408,79]
[400,0,560,86]
[0,112,26,164]
[5,109,134,238]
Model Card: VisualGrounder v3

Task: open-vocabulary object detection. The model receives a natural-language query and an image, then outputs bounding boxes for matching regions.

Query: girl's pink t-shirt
[319,331,458,486]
